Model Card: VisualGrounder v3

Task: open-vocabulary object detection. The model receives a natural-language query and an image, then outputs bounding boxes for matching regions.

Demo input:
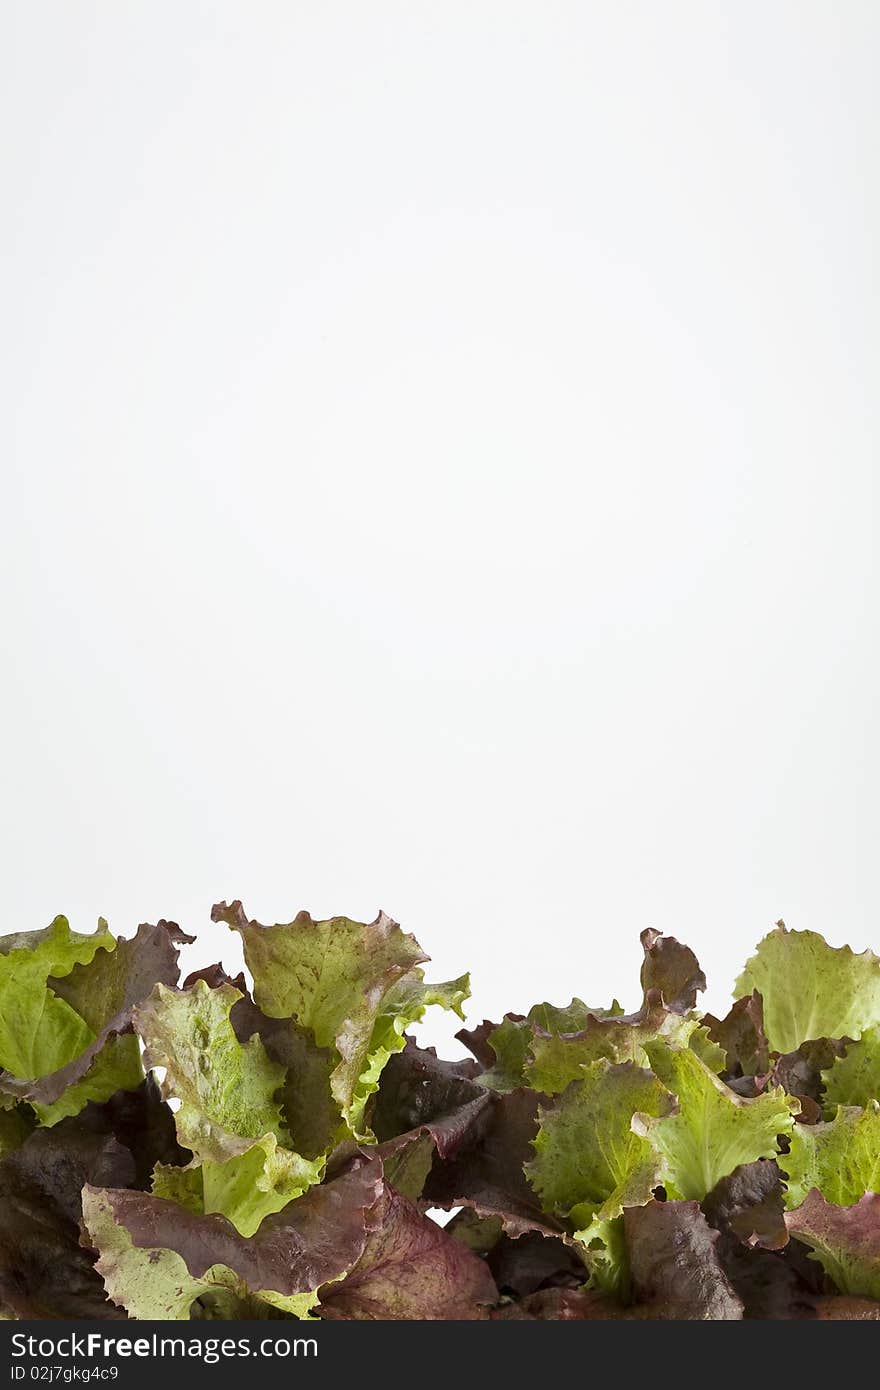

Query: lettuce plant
[2,909,880,1320]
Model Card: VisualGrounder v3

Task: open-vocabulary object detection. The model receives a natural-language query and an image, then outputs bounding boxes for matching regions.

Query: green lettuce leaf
[1,919,191,1122]
[687,1025,727,1074]
[377,1134,436,1201]
[460,1000,623,1094]
[212,900,468,1137]
[735,923,880,1053]
[0,916,115,975]
[150,1161,204,1215]
[527,1061,675,1224]
[0,917,115,1080]
[524,1019,623,1095]
[782,1102,880,1208]
[33,1036,144,1126]
[86,1238,316,1319]
[525,1001,719,1096]
[226,994,342,1161]
[571,1217,629,1299]
[212,903,427,1033]
[135,980,322,1234]
[822,1027,880,1109]
[151,1135,324,1238]
[445,1209,504,1254]
[465,1015,534,1093]
[637,1041,798,1200]
[524,933,718,1100]
[135,980,288,1159]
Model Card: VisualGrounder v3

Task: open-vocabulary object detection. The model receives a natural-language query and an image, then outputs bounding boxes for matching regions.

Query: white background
[2,3,878,1048]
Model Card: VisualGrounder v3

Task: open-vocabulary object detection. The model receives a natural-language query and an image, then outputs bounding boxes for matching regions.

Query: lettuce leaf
[228,996,342,1161]
[637,1041,798,1200]
[212,900,467,1137]
[639,930,706,1015]
[460,999,623,1093]
[135,980,322,1234]
[318,1184,498,1320]
[701,1160,821,1318]
[525,999,720,1095]
[136,980,289,1160]
[822,1027,880,1109]
[623,1199,743,1318]
[703,992,770,1078]
[784,1190,880,1300]
[526,1060,675,1296]
[527,1061,675,1223]
[770,1036,850,1109]
[82,1155,384,1319]
[0,919,190,1122]
[782,1102,880,1208]
[0,917,116,1081]
[371,1039,493,1197]
[425,1087,562,1238]
[735,923,880,1052]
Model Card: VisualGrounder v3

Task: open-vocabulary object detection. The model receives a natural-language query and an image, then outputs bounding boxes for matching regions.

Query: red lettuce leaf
[319,1182,498,1319]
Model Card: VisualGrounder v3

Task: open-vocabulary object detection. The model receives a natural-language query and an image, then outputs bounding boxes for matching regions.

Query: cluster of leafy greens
[2,908,880,1321]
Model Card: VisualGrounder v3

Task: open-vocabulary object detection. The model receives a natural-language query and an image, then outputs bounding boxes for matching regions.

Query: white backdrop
[2,3,878,1053]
